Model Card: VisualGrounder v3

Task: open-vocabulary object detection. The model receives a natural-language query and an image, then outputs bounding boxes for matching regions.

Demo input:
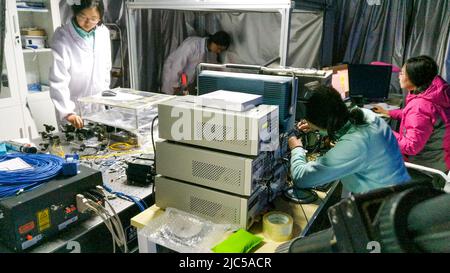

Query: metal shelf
[22,48,52,53]
[17,8,49,13]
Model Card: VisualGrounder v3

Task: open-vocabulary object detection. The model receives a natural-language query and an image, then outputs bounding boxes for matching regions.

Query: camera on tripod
[287,182,450,253]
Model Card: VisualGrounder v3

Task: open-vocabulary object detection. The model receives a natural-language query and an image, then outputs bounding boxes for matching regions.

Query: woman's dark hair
[72,0,105,26]
[305,85,365,139]
[208,31,231,49]
[405,55,438,93]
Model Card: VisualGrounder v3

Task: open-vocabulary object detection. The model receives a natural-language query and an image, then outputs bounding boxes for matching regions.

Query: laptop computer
[348,64,392,102]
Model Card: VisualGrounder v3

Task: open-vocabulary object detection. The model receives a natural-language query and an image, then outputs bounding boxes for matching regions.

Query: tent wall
[56,0,450,90]
[0,0,5,74]
[405,0,450,83]
[295,0,335,67]
[127,8,323,92]
[59,1,325,92]
[211,11,323,68]
[331,0,450,82]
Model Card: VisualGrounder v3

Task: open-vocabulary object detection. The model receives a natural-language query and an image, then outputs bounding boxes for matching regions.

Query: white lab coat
[49,22,111,123]
[161,37,216,94]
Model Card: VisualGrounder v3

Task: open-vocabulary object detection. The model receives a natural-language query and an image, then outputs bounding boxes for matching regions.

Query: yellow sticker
[262,122,268,129]
[37,208,51,232]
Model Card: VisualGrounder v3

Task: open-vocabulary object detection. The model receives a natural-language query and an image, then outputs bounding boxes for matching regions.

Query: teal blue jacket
[291,108,411,194]
[71,19,95,40]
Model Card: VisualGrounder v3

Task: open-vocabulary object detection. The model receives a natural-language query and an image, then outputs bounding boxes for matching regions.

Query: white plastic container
[78,88,175,147]
[21,35,47,49]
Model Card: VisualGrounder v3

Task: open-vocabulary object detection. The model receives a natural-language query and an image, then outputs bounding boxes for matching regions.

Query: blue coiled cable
[0,154,64,198]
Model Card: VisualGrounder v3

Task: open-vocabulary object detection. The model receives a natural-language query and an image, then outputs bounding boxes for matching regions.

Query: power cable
[0,154,64,198]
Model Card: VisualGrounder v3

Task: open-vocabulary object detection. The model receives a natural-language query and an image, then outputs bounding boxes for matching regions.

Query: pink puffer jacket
[389,76,450,172]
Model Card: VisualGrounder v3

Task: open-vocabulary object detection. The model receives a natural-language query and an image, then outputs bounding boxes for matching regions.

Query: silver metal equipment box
[157,96,279,156]
[156,140,272,196]
[155,176,265,229]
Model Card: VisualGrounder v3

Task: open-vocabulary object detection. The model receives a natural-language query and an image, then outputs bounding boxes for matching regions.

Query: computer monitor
[331,68,350,101]
[348,64,392,102]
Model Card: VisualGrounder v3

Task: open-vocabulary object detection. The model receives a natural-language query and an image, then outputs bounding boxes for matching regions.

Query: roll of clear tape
[263,211,293,242]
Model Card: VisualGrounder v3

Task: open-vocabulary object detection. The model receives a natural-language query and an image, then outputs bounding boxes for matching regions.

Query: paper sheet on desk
[363,102,400,111]
[0,158,33,171]
[93,92,143,101]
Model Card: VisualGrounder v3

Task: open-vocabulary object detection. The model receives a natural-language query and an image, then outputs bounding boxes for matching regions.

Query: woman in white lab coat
[49,0,111,129]
[161,31,231,95]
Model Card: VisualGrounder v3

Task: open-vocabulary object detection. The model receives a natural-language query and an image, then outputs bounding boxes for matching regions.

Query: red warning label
[18,221,35,234]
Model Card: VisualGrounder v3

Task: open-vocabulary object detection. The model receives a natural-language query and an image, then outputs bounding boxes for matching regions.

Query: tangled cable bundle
[0,154,64,198]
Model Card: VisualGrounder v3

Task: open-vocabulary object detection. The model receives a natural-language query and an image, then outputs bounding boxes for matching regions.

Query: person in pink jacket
[373,56,450,181]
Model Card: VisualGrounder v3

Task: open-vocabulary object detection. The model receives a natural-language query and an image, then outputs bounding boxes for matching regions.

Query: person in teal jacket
[288,85,411,194]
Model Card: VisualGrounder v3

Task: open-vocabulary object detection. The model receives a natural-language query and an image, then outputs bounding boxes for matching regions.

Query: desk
[131,190,330,253]
[345,96,403,131]
[0,170,154,253]
[0,139,155,253]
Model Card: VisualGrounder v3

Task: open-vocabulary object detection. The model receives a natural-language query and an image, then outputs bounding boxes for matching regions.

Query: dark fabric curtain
[208,11,323,67]
[332,0,450,83]
[0,0,5,74]
[132,10,323,92]
[60,2,323,92]
[333,0,409,67]
[446,37,450,83]
[404,0,450,82]
[57,0,450,90]
[131,9,199,92]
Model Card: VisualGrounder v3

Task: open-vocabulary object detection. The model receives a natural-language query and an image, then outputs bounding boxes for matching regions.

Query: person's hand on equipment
[323,136,335,149]
[371,105,389,116]
[66,114,84,129]
[172,86,181,94]
[172,86,189,96]
[288,136,304,150]
[297,120,311,133]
